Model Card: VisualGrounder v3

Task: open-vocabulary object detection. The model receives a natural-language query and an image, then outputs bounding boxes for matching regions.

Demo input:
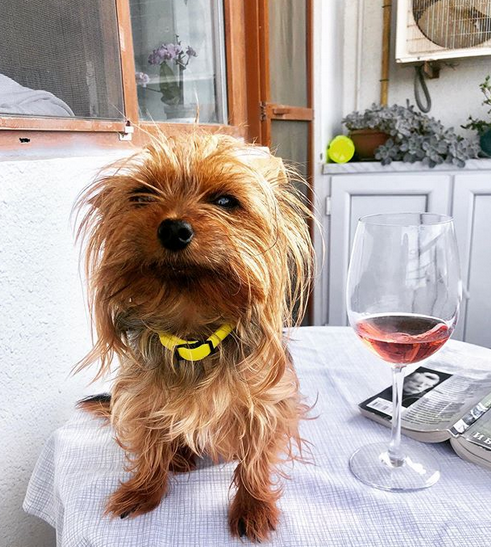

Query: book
[359,358,491,469]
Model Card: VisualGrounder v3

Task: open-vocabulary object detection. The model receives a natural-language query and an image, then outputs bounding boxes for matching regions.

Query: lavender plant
[343,104,480,168]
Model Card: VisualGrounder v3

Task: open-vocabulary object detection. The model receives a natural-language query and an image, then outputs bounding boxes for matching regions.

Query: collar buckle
[173,339,217,363]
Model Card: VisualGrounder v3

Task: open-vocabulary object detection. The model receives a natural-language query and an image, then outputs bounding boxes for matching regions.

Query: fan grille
[408,0,491,53]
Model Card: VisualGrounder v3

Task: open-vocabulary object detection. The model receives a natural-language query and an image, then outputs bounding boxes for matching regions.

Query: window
[0,0,124,122]
[0,0,247,140]
[130,0,228,124]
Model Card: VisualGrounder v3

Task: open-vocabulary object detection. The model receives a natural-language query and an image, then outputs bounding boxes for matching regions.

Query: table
[24,327,491,547]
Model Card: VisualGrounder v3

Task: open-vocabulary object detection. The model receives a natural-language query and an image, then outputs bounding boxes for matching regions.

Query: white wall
[0,152,127,547]
[312,0,345,323]
[341,0,491,136]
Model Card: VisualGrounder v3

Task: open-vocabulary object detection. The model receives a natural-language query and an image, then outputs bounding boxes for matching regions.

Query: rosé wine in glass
[355,313,451,365]
[346,212,461,492]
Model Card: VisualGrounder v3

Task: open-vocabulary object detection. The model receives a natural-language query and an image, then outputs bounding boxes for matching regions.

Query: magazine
[359,357,491,469]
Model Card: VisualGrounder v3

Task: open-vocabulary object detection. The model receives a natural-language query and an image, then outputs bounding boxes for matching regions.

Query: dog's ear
[86,188,107,210]
[240,148,289,187]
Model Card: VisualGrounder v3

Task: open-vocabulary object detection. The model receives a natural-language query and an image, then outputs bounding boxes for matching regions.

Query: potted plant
[462,75,491,157]
[375,104,480,168]
[344,103,480,167]
[147,35,198,119]
[342,105,392,159]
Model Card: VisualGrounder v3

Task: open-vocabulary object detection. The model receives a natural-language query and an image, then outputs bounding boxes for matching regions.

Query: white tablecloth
[24,327,491,547]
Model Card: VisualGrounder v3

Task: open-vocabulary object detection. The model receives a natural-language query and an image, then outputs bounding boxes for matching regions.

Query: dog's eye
[129,186,158,204]
[211,195,240,209]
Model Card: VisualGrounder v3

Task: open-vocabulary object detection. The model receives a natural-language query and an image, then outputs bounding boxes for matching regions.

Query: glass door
[246,0,313,195]
[267,0,312,194]
[245,0,313,321]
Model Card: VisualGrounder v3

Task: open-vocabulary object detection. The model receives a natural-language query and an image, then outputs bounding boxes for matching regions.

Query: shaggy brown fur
[74,132,314,542]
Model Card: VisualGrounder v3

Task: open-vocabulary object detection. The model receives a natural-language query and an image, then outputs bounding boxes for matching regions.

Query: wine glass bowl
[347,212,461,491]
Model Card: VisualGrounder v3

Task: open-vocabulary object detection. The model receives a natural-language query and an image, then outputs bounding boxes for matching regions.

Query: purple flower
[148,37,197,70]
[157,45,172,61]
[135,72,150,87]
[148,45,172,65]
[166,43,183,60]
[186,46,197,57]
[148,50,161,65]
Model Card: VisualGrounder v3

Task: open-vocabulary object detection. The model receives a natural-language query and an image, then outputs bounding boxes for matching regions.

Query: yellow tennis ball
[327,136,355,163]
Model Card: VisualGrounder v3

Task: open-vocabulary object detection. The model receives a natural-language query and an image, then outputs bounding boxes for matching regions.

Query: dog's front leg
[229,442,282,543]
[105,441,174,519]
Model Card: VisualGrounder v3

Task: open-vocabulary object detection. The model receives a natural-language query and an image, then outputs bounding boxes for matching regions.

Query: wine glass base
[349,440,440,492]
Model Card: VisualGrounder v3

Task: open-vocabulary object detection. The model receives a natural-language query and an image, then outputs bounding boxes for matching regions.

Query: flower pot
[480,128,491,158]
[163,103,197,122]
[349,129,390,160]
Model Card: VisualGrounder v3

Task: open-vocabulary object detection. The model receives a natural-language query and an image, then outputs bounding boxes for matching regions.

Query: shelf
[322,159,491,175]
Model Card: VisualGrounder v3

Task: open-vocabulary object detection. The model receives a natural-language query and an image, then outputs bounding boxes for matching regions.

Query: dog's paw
[229,498,279,543]
[105,484,165,519]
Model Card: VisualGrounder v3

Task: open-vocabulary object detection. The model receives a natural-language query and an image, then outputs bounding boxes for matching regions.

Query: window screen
[0,0,125,120]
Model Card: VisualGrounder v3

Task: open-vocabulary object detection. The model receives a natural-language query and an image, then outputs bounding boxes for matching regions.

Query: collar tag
[174,339,216,362]
[158,324,234,363]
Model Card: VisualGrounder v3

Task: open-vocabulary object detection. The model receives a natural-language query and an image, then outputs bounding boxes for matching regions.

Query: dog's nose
[158,219,194,251]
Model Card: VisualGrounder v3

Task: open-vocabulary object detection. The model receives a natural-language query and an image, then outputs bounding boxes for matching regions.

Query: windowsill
[322,158,491,174]
[0,122,246,162]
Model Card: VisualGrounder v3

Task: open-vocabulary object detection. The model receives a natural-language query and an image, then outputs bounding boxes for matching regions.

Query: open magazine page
[402,367,491,433]
[360,358,491,439]
[459,395,491,450]
[450,397,491,469]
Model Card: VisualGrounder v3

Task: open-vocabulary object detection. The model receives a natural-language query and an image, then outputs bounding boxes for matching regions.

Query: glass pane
[268,0,307,107]
[0,0,124,119]
[130,0,228,124]
[271,120,309,193]
[271,120,310,326]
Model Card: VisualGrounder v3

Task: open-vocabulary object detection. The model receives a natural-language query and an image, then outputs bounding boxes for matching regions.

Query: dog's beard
[146,259,220,283]
[105,257,247,340]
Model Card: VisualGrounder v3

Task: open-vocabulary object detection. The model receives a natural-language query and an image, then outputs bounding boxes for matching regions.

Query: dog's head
[75,133,313,377]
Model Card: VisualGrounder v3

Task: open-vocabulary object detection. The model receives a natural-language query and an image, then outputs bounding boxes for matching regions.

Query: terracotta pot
[349,129,390,160]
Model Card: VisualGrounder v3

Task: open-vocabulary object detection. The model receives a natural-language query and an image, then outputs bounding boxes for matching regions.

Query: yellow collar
[158,324,234,362]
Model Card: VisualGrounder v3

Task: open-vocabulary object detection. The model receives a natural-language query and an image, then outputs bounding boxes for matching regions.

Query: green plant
[343,103,399,134]
[461,75,491,136]
[343,104,480,168]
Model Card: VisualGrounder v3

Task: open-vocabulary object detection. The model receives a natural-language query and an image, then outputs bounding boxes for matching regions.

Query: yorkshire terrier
[75,133,314,542]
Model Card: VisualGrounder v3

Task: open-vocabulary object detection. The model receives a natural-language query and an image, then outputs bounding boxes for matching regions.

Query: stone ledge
[322,158,491,174]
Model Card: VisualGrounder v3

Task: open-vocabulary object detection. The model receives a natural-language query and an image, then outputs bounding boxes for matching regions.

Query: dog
[74,133,314,542]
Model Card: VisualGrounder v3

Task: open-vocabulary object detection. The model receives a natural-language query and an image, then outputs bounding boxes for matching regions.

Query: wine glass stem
[388,365,406,467]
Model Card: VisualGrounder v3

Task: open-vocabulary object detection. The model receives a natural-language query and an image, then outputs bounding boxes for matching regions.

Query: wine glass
[346,212,461,491]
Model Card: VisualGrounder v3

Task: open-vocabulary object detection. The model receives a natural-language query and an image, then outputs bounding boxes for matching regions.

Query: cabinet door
[327,174,452,326]
[453,175,491,347]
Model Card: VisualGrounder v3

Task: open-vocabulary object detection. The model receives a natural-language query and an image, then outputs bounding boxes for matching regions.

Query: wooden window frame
[0,0,248,148]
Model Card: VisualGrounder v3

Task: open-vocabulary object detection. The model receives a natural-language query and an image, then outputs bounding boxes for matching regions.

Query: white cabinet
[453,174,491,346]
[314,162,491,348]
